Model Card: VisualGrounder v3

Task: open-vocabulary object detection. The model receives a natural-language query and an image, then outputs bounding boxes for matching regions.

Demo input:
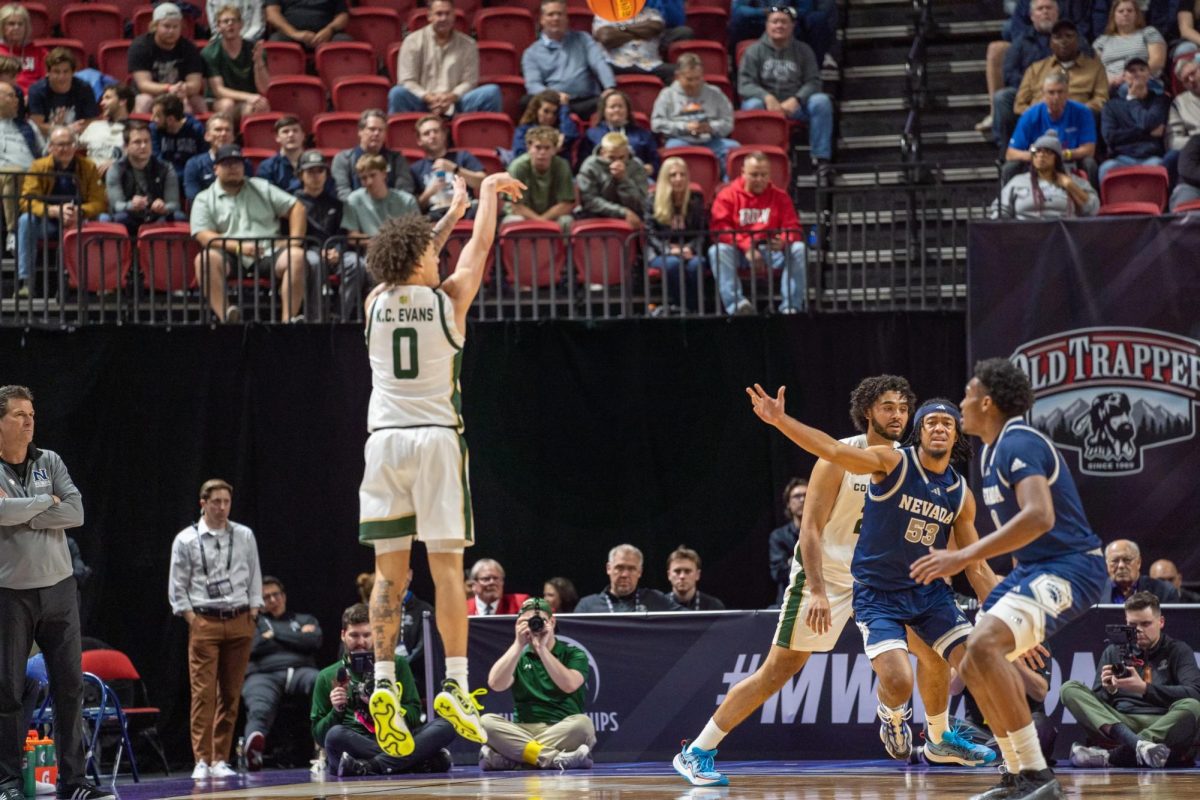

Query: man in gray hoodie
[651,54,740,179]
[737,7,834,172]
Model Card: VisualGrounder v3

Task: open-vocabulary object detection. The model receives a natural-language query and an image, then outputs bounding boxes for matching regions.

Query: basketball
[586,0,647,23]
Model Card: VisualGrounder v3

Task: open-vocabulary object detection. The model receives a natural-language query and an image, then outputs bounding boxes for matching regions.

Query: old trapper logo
[1010,327,1200,475]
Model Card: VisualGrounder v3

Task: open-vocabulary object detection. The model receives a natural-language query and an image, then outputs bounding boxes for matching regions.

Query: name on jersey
[897,493,953,524]
[375,306,434,323]
[982,485,1004,506]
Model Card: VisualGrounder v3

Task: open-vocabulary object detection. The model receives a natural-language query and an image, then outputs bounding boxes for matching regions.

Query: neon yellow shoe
[434,679,488,743]
[369,678,414,757]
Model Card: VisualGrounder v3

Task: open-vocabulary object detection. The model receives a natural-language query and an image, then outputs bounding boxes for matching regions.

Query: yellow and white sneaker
[369,678,414,757]
[434,679,488,743]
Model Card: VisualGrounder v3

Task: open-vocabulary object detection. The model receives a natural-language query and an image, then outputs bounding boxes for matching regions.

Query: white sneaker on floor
[1069,742,1109,768]
[1135,738,1169,768]
[551,744,592,770]
[974,114,994,132]
[190,760,210,780]
[210,760,237,778]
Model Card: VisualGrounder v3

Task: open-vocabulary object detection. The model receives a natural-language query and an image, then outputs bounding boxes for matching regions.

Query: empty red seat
[386,41,402,84]
[727,145,790,188]
[63,223,132,293]
[22,2,50,39]
[387,112,426,150]
[660,146,721,202]
[60,3,122,65]
[570,218,638,287]
[1098,202,1162,216]
[314,41,377,90]
[137,222,198,292]
[732,110,790,147]
[313,112,363,150]
[451,112,515,150]
[265,76,327,129]
[346,7,404,68]
[262,41,306,76]
[240,112,287,149]
[667,40,729,77]
[1099,165,1169,212]
[241,147,275,174]
[686,7,729,42]
[477,41,519,81]
[97,39,132,84]
[490,75,526,122]
[567,8,592,33]
[500,220,566,289]
[473,9,536,53]
[331,76,390,113]
[615,74,664,117]
[735,39,755,68]
[706,73,735,105]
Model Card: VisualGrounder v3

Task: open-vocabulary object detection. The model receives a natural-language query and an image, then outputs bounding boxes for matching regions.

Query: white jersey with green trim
[820,434,898,586]
[366,284,464,432]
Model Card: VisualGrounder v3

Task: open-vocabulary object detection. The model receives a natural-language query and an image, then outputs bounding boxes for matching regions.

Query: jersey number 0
[392,328,419,379]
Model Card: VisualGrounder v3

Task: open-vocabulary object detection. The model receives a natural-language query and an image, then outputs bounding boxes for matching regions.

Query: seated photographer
[1061,592,1200,769]
[478,598,595,771]
[310,603,455,776]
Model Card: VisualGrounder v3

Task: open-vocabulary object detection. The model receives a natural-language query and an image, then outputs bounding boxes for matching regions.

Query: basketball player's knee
[762,649,809,688]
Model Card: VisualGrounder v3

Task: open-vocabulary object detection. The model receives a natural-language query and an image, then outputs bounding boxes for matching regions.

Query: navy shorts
[853,581,972,661]
[981,550,1106,656]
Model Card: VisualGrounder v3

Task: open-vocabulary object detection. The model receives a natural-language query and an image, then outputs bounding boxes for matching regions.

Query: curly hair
[973,358,1034,417]
[367,214,434,285]
[905,398,973,469]
[848,374,916,433]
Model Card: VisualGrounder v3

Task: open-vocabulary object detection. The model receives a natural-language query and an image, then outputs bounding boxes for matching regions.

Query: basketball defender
[358,173,526,756]
[912,359,1107,800]
[674,378,991,787]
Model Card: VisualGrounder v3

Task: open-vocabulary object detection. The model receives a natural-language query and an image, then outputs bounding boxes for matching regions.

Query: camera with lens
[1104,623,1140,678]
[526,613,547,634]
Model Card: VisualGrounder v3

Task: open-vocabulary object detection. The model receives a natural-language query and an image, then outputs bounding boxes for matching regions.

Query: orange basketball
[586,0,648,23]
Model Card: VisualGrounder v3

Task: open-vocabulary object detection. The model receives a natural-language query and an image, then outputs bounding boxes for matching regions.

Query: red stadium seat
[23,2,50,39]
[500,220,566,289]
[735,39,755,67]
[62,223,132,293]
[477,41,519,81]
[33,39,85,72]
[240,112,287,149]
[685,7,729,42]
[474,9,537,52]
[503,0,542,12]
[1175,198,1200,212]
[331,76,390,113]
[660,146,721,202]
[407,8,468,34]
[667,40,729,77]
[131,5,194,38]
[438,219,494,283]
[265,76,326,129]
[346,7,405,67]
[570,218,639,287]
[732,110,790,147]
[138,223,198,292]
[1099,166,1169,212]
[315,42,377,90]
[706,73,735,105]
[386,41,402,84]
[727,145,790,188]
[451,112,515,150]
[241,147,274,173]
[614,74,664,117]
[60,3,122,65]
[461,147,503,174]
[97,40,132,84]
[312,112,362,150]
[262,41,306,76]
[490,74,526,122]
[387,112,426,150]
[567,8,593,33]
[1098,202,1162,216]
[399,146,424,165]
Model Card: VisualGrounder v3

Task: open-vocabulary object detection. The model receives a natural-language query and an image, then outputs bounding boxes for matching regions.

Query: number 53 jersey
[366,285,464,433]
[852,446,967,591]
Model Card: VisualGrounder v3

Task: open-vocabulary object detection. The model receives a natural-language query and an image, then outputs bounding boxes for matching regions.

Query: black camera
[1104,623,1139,678]
[526,613,547,634]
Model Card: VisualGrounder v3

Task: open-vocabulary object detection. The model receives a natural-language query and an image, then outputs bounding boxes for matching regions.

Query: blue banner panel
[451,607,1200,763]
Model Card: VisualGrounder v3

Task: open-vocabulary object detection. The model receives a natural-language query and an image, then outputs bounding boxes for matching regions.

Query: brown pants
[479,713,596,767]
[188,613,255,764]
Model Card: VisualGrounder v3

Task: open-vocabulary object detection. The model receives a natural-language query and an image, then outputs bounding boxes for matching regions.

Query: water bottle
[236,736,247,775]
[432,169,455,209]
[22,736,35,797]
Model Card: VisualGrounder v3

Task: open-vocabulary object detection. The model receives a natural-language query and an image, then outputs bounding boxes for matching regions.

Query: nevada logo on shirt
[32,468,49,482]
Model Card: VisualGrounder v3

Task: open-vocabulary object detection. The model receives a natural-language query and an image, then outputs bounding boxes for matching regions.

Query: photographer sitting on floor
[1061,592,1200,769]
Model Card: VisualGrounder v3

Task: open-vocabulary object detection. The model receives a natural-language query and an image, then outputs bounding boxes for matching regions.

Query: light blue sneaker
[672,740,729,787]
[877,704,913,760]
[924,726,998,767]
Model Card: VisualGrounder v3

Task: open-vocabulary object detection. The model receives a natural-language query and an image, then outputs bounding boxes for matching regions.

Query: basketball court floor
[111,759,1200,799]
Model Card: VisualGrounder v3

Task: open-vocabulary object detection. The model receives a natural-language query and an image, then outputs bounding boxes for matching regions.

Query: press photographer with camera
[309,603,455,776]
[478,598,595,770]
[1061,592,1200,769]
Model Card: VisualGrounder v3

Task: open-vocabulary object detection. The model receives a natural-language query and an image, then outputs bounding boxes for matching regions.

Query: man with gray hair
[466,559,529,616]
[651,53,739,180]
[1102,539,1180,605]
[1003,70,1097,184]
[329,109,414,202]
[0,385,114,800]
[575,545,678,612]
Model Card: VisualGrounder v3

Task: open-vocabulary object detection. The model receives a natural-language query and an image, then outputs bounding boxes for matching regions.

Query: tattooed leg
[371,550,412,663]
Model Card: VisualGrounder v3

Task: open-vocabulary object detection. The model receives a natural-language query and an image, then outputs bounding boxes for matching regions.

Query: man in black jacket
[104,120,184,236]
[768,478,806,606]
[241,576,323,770]
[1061,592,1200,768]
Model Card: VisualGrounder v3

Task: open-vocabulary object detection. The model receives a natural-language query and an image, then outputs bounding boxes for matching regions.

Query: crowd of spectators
[985,0,1200,219]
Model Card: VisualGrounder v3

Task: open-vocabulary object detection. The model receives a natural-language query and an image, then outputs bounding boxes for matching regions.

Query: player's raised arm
[746,384,901,477]
[441,173,526,309]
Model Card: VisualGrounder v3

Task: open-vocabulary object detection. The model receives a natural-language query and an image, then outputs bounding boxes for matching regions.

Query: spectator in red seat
[521,0,616,120]
[256,115,307,192]
[410,115,486,221]
[467,559,529,616]
[27,48,98,138]
[203,5,271,124]
[207,0,265,42]
[1103,539,1182,604]
[651,54,739,180]
[1003,71,1098,185]
[1092,0,1166,90]
[1098,57,1169,182]
[511,90,581,163]
[150,94,207,175]
[646,156,705,314]
[330,109,415,201]
[129,3,208,116]
[0,3,45,95]
[593,6,674,84]
[997,130,1098,219]
[706,151,806,315]
[0,80,41,251]
[291,149,343,322]
[264,0,351,49]
[104,120,185,236]
[575,131,648,228]
[387,0,501,117]
[501,125,575,232]
[578,88,658,174]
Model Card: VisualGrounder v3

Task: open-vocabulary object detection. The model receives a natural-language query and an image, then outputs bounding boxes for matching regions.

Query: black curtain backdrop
[2,313,965,764]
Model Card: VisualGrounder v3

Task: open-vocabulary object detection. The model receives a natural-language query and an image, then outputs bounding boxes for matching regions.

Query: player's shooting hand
[446,175,470,217]
[745,383,787,426]
[805,591,832,635]
[483,173,526,203]
[909,547,966,584]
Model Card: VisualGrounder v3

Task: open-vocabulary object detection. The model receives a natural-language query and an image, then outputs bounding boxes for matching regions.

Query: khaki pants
[479,713,596,768]
[1060,679,1200,761]
[188,613,255,765]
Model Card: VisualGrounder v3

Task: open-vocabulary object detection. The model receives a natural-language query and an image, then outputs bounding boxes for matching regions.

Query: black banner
[454,608,1200,763]
[967,217,1200,575]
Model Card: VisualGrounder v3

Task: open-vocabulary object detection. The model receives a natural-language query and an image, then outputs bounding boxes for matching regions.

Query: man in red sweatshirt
[706,152,807,315]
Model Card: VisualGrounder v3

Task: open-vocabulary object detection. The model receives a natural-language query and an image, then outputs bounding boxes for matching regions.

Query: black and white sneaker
[56,782,116,800]
[2,782,27,800]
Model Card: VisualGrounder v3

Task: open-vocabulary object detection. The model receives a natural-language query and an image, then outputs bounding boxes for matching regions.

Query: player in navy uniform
[912,359,1106,800]
[746,385,997,767]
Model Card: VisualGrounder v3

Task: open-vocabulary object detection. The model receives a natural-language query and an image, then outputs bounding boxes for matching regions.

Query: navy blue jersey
[853,447,967,591]
[980,418,1102,564]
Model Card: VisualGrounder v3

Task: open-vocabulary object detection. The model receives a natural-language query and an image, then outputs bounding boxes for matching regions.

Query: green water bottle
[22,736,36,797]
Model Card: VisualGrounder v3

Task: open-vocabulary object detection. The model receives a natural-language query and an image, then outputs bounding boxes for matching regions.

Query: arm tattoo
[429,211,459,256]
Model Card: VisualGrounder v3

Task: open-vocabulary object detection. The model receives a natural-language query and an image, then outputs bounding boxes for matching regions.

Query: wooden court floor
[157,764,1200,799]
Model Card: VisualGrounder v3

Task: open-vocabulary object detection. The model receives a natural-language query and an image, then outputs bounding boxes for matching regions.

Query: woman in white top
[997,130,1099,220]
[1092,0,1167,89]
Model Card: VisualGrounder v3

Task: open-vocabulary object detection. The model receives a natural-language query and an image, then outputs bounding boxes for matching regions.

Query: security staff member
[168,479,263,780]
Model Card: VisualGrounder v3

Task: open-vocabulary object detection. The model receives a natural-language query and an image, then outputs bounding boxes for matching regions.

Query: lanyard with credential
[194,523,234,579]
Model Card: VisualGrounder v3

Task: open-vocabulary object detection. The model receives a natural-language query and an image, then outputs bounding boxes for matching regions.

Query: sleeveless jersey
[853,447,967,591]
[820,434,896,585]
[980,418,1102,564]
[365,284,464,432]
